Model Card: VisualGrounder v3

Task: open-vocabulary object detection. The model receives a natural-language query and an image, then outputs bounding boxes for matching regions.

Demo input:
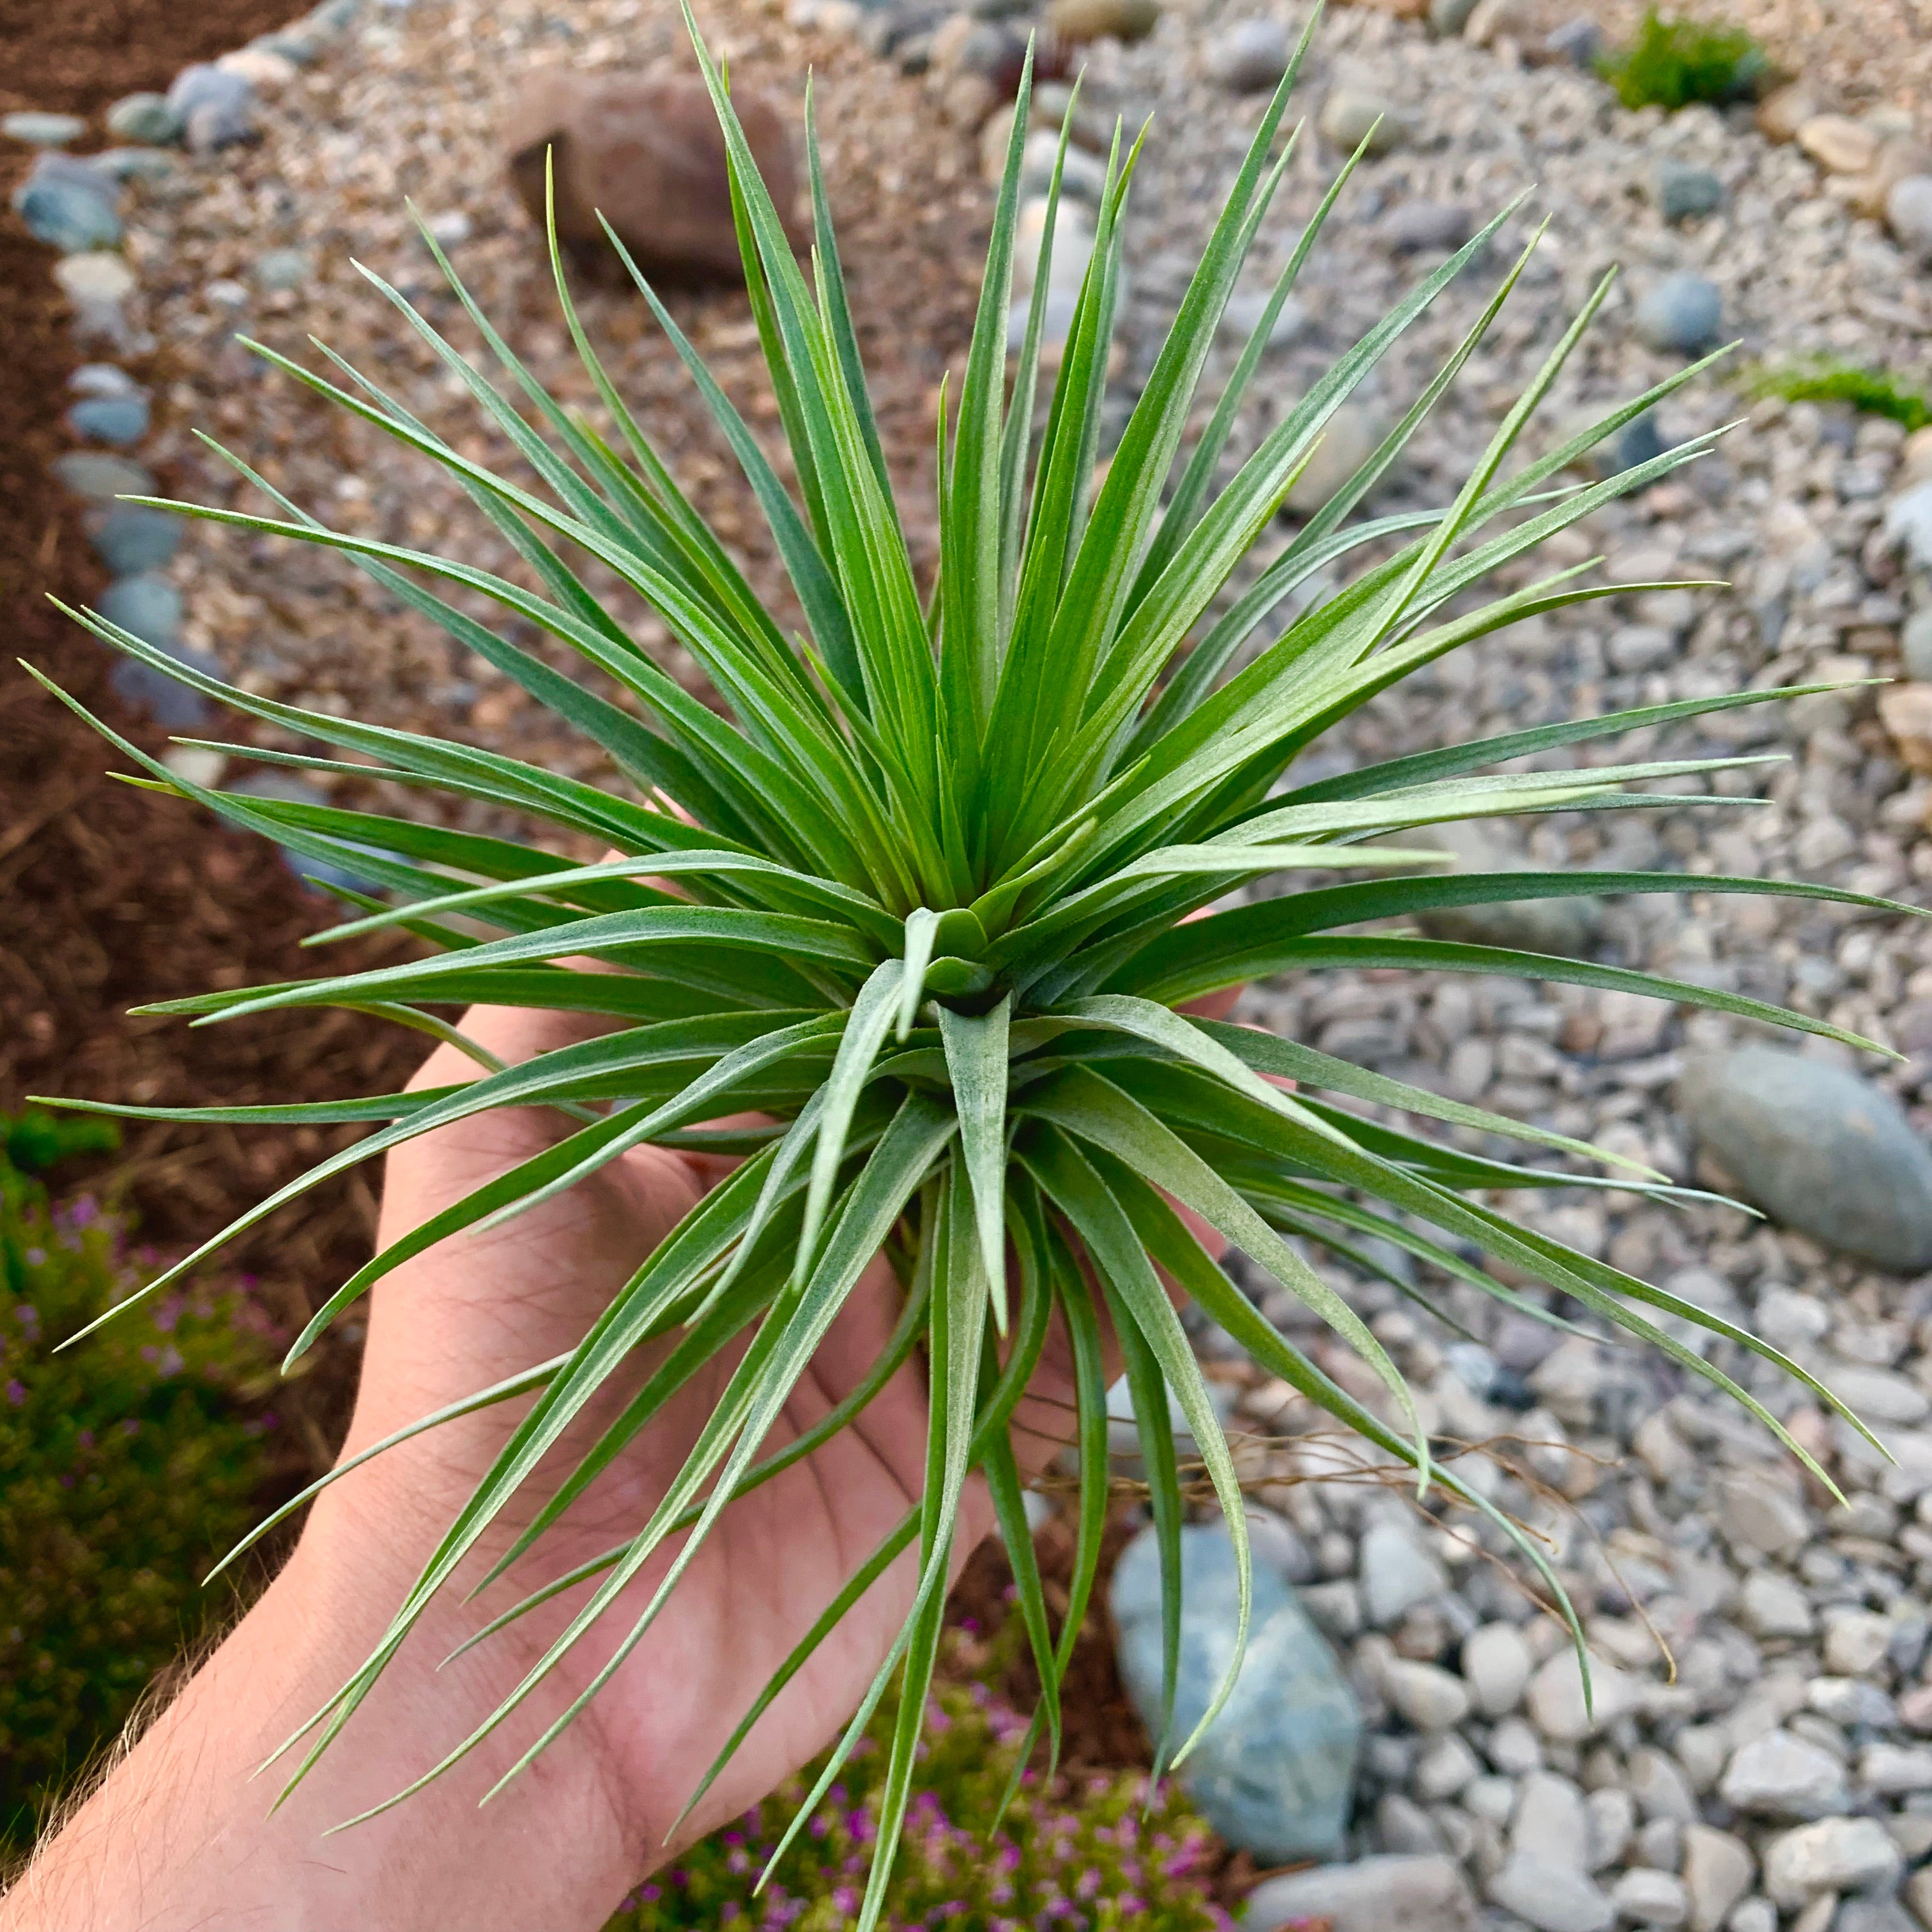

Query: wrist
[3,1508,638,1932]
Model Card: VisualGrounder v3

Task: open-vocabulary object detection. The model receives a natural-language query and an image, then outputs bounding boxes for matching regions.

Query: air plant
[31,4,1897,1920]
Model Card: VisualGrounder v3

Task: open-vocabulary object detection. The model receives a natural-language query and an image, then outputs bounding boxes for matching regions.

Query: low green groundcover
[0,1114,272,1858]
[1598,8,1772,111]
[608,1633,1230,1932]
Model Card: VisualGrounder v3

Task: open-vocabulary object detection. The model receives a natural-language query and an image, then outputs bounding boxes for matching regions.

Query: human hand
[3,978,1243,1932]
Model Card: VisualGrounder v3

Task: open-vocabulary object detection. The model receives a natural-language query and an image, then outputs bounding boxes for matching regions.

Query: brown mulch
[0,0,423,1474]
[0,0,318,121]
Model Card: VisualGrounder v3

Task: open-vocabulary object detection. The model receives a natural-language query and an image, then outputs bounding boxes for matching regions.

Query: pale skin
[3,983,1242,1932]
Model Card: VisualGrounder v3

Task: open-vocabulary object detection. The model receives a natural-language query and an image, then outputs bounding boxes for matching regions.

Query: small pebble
[10,153,122,252]
[1319,86,1408,155]
[1542,17,1601,66]
[65,394,150,447]
[2,111,87,148]
[96,573,183,652]
[1632,273,1724,355]
[1657,162,1724,222]
[1205,17,1290,92]
[50,451,153,501]
[53,252,136,307]
[1381,199,1474,253]
[1886,176,1932,261]
[86,505,182,576]
[103,92,184,145]
[254,247,312,293]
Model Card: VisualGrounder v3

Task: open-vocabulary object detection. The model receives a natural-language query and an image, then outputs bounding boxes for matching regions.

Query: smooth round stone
[222,772,384,894]
[1319,86,1409,155]
[1543,17,1601,65]
[1633,272,1723,354]
[1428,0,1480,31]
[166,63,256,117]
[93,146,179,182]
[1657,162,1724,222]
[3,111,87,148]
[65,394,150,446]
[1887,176,1932,261]
[250,28,326,65]
[110,658,211,731]
[1903,606,1932,681]
[54,251,136,305]
[1381,199,1473,253]
[10,155,122,252]
[169,64,259,154]
[97,572,183,652]
[51,450,153,500]
[1112,1521,1361,1862]
[1206,18,1291,92]
[1043,0,1159,41]
[104,92,185,145]
[217,46,298,90]
[87,505,183,576]
[254,246,312,293]
[70,362,141,399]
[1615,409,1668,473]
[1679,1046,1932,1272]
[305,0,365,32]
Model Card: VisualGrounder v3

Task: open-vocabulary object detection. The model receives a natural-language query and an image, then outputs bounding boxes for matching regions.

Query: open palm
[332,1000,1080,1865]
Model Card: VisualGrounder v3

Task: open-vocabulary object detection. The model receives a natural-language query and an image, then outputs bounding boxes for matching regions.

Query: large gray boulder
[1678,1046,1932,1272]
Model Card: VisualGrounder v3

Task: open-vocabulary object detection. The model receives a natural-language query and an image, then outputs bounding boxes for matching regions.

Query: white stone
[1762,1817,1903,1908]
[1717,1475,1811,1556]
[1526,1649,1640,1744]
[1487,1855,1614,1932]
[1490,1715,1544,1775]
[1011,196,1095,301]
[1414,1733,1482,1802]
[1585,1786,1635,1873]
[1860,1741,1932,1794]
[1718,1729,1850,1820]
[1680,1824,1753,1932]
[1827,1365,1931,1427]
[1463,1621,1533,1716]
[1740,1570,1815,1639]
[1512,1770,1591,1873]
[1361,1520,1448,1627]
[1610,1867,1689,1927]
[53,252,137,305]
[1384,1657,1472,1731]
[1905,1866,1932,1929]
[217,45,297,88]
[1887,175,1932,260]
[1627,1745,1698,1822]
[1886,482,1932,573]
[1822,1610,1894,1678]
[1245,1854,1478,1932]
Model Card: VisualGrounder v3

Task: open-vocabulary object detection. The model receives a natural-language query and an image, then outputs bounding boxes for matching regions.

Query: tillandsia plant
[26,1,1912,1917]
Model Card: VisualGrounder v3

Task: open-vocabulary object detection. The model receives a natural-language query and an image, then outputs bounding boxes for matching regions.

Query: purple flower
[4,1380,24,1407]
